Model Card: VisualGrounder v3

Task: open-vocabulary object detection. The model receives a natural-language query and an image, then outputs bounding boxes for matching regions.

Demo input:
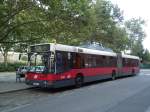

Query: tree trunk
[4,52,8,69]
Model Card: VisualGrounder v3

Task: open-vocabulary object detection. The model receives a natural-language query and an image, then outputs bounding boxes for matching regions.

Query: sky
[110,0,150,51]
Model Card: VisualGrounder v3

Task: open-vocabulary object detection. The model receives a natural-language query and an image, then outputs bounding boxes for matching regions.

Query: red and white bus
[25,43,140,88]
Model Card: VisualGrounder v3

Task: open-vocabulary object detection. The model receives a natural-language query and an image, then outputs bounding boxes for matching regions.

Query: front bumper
[25,79,53,88]
[25,78,75,88]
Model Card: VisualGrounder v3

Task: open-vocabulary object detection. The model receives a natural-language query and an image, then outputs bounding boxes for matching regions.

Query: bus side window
[81,54,85,68]
[96,55,102,67]
[73,53,85,69]
[122,58,124,67]
[56,51,73,73]
[102,56,106,67]
[109,57,114,67]
[56,52,64,73]
[84,55,89,68]
[75,54,81,68]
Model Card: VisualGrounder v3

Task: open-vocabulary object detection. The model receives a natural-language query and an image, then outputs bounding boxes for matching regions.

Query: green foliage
[125,18,146,49]
[0,62,26,72]
[84,0,127,52]
[0,0,148,64]
[125,18,145,42]
[131,40,144,57]
[140,63,150,69]
[0,0,128,48]
[142,49,150,63]
[125,18,147,60]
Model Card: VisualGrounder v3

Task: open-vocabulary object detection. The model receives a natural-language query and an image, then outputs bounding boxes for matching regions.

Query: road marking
[1,103,31,112]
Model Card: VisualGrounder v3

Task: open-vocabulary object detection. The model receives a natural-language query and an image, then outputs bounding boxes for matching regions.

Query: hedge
[0,62,27,72]
[140,64,150,69]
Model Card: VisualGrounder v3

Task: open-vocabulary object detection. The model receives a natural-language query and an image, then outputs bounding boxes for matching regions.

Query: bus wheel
[112,71,116,80]
[75,75,83,88]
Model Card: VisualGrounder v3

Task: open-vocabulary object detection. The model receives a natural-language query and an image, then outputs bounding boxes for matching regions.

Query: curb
[0,87,34,94]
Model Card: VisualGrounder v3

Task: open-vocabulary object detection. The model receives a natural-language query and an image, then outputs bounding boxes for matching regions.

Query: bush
[0,62,27,72]
[140,63,150,69]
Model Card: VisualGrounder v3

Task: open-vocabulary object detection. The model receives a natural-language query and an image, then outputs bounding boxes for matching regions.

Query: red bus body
[25,43,140,88]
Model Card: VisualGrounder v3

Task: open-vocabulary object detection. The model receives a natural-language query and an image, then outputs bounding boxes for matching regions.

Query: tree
[0,0,58,67]
[0,0,146,68]
[39,0,94,45]
[0,43,14,67]
[0,0,94,67]
[85,0,128,52]
[131,40,144,58]
[125,18,146,55]
[142,49,150,63]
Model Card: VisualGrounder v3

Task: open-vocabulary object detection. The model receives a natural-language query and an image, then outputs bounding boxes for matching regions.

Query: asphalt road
[1,69,150,112]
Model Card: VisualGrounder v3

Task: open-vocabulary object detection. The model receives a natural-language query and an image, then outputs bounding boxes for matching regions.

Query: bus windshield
[28,52,55,73]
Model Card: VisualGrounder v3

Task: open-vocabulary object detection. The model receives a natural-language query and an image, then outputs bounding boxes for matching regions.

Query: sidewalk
[0,72,31,93]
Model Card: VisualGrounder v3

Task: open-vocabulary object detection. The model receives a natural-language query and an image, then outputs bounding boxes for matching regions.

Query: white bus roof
[30,43,140,59]
[50,43,117,57]
[122,54,140,60]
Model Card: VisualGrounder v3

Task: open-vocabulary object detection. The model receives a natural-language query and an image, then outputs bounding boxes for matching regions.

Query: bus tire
[112,71,116,80]
[75,75,84,88]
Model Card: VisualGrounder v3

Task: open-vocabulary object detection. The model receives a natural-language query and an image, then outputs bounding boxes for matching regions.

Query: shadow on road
[30,75,136,94]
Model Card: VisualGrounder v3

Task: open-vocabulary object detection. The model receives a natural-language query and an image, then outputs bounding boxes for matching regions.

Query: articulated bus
[25,43,140,88]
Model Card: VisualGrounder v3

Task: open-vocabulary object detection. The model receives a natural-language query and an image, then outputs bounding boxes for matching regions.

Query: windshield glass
[28,53,55,73]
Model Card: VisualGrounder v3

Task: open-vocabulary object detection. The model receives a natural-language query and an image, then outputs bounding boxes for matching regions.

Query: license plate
[33,83,39,86]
